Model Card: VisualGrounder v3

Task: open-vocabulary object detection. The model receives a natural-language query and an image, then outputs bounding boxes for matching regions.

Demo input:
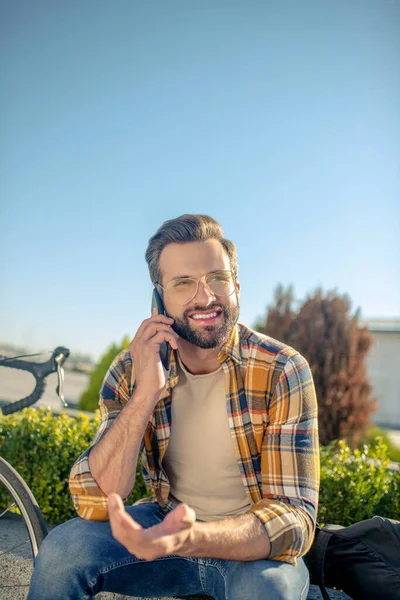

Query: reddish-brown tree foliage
[254,285,377,447]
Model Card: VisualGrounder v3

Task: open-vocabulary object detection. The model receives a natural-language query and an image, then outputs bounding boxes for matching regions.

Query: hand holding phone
[128,291,178,401]
[151,288,170,372]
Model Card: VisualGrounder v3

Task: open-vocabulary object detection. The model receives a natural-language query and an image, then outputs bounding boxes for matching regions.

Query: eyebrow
[168,269,227,281]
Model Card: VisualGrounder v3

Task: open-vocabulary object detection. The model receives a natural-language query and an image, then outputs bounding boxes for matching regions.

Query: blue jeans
[27,502,310,600]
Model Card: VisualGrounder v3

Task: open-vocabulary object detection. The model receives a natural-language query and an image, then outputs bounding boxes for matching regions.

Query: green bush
[1,409,398,528]
[358,425,400,463]
[79,336,130,412]
[318,437,400,526]
[0,408,150,524]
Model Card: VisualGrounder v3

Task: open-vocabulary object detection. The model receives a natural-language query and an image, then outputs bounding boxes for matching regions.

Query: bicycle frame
[0,347,70,415]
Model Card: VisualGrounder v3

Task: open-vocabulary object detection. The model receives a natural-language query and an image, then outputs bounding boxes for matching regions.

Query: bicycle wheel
[0,457,48,594]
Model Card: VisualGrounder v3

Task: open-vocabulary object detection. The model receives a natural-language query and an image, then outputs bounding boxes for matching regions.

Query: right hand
[129,308,179,400]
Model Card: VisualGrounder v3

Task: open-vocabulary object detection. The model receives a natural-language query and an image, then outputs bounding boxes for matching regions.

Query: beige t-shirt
[162,353,251,521]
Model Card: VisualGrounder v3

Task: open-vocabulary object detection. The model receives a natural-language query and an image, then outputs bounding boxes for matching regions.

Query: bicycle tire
[0,457,48,557]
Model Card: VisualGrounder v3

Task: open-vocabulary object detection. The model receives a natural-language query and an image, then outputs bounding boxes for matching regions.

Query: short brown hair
[145,214,238,286]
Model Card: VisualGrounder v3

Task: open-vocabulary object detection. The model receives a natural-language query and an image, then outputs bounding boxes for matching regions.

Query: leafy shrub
[305,436,399,575]
[318,437,399,526]
[358,426,400,463]
[0,408,150,524]
[1,409,398,529]
[79,336,130,412]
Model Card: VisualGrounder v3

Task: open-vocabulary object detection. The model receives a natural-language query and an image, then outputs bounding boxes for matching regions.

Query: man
[28,214,319,600]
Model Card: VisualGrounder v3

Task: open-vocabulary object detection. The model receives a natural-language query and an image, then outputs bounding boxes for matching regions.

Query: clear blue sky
[1,0,399,360]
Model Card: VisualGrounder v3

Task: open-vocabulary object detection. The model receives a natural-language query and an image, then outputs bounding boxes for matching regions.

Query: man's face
[158,239,240,349]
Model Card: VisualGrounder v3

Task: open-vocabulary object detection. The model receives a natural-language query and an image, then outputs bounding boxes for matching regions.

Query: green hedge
[78,336,129,412]
[319,437,399,526]
[358,425,400,463]
[1,408,399,526]
[0,408,149,524]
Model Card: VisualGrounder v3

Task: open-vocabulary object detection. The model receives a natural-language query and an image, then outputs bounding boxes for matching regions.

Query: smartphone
[151,288,170,372]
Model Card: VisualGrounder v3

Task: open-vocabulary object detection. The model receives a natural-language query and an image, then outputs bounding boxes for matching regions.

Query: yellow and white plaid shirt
[69,323,320,564]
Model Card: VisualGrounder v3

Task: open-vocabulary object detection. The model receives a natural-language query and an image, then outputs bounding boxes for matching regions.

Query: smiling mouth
[188,310,223,322]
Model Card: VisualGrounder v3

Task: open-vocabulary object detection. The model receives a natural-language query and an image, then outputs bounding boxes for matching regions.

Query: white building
[362,319,400,428]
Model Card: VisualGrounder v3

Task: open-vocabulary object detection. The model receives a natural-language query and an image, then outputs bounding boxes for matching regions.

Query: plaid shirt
[69,323,320,564]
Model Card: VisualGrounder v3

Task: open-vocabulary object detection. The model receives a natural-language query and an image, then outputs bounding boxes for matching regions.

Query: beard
[169,296,240,349]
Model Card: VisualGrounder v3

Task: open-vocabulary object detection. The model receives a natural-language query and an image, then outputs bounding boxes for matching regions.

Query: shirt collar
[217,323,242,365]
[161,324,242,397]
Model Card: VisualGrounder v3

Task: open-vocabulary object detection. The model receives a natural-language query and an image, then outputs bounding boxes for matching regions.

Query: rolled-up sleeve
[248,352,320,564]
[69,351,132,520]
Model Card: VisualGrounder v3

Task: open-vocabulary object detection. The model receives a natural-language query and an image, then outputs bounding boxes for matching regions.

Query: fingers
[134,311,175,341]
[149,310,174,325]
[149,307,174,325]
[161,503,197,534]
[174,503,196,526]
[108,492,124,511]
[108,493,142,546]
[135,309,179,348]
[108,494,195,561]
[151,331,179,350]
[171,502,196,523]
[178,503,196,525]
[142,323,179,343]
[108,493,140,528]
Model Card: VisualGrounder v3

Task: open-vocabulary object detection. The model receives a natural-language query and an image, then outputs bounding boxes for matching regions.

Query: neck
[176,339,223,375]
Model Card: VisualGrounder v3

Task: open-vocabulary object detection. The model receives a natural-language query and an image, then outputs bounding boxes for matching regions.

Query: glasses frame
[155,270,238,306]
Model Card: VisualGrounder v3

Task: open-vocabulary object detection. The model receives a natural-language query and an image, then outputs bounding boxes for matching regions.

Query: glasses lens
[206,271,235,296]
[166,278,198,305]
[165,271,235,305]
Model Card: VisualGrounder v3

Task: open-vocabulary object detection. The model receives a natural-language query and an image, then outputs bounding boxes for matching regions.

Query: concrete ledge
[97,592,348,600]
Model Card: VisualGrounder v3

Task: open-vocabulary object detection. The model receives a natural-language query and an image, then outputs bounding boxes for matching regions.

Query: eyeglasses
[155,270,237,306]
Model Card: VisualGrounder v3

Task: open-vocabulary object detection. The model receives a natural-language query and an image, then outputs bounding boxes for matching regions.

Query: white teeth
[191,312,218,320]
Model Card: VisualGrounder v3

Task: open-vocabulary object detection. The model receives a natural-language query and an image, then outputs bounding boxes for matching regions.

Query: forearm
[88,391,156,499]
[178,513,271,561]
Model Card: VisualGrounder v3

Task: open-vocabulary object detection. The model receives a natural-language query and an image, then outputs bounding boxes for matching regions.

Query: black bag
[311,516,400,600]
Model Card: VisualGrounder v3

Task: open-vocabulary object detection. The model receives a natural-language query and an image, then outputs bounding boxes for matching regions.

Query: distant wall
[366,330,400,428]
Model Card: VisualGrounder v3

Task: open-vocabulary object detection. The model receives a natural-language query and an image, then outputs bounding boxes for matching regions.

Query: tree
[254,286,377,447]
[78,336,130,412]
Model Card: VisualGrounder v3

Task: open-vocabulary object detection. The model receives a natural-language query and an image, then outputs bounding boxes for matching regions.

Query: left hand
[108,493,197,561]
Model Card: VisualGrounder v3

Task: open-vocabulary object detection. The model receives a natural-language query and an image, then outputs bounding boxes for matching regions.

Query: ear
[235,277,241,296]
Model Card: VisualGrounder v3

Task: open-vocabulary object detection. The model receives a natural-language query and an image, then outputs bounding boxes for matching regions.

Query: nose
[192,278,216,304]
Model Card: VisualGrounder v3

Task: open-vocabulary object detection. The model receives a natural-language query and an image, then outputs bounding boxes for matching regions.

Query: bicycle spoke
[0,502,17,518]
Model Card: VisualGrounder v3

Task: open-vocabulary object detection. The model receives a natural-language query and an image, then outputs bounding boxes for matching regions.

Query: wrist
[123,390,159,427]
[129,387,160,407]
[178,522,203,557]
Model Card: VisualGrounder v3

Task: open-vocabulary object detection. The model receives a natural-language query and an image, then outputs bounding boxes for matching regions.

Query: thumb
[108,493,124,511]
[163,503,196,533]
[176,503,196,526]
